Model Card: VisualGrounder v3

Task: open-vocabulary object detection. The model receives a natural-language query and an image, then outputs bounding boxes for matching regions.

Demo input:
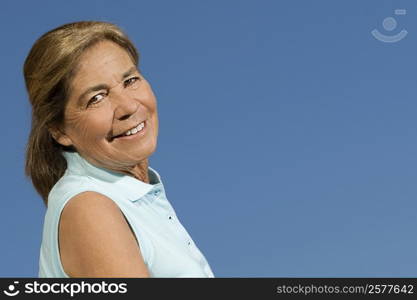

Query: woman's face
[54,40,159,172]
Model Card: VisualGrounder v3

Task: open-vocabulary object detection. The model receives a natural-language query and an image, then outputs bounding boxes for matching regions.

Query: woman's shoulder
[59,191,150,277]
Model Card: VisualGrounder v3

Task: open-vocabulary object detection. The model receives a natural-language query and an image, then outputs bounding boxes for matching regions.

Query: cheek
[67,110,113,141]
[135,81,157,109]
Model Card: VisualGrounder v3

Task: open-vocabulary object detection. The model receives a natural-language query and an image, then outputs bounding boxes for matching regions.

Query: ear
[48,127,73,147]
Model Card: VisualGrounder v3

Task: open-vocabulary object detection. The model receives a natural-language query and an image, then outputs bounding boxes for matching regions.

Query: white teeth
[123,122,145,136]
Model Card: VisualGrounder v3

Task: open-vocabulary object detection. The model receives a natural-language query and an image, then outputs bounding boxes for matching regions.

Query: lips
[108,120,146,141]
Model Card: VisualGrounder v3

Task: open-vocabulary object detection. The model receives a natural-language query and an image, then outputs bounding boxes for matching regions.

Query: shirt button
[187,241,191,246]
[153,189,161,196]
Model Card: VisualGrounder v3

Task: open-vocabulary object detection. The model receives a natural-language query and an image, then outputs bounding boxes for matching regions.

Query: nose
[112,88,139,121]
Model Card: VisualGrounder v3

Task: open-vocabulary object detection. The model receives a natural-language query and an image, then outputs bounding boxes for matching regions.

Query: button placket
[186,240,206,262]
[165,213,193,247]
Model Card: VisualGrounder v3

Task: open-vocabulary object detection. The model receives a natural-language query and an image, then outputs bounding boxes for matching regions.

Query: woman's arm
[58,191,150,278]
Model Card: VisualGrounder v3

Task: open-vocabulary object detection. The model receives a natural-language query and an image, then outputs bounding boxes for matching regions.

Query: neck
[126,159,150,183]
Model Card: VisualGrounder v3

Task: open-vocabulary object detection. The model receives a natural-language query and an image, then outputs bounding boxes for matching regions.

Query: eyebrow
[77,66,138,104]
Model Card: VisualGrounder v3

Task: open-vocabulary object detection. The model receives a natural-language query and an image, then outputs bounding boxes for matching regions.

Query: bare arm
[58,191,150,278]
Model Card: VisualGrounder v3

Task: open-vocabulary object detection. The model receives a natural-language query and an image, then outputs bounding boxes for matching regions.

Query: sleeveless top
[38,151,214,278]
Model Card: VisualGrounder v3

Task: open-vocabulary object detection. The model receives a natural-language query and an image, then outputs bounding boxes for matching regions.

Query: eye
[124,76,140,88]
[87,93,106,107]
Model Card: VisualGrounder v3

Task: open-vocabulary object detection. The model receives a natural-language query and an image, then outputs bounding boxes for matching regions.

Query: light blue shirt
[38,151,214,278]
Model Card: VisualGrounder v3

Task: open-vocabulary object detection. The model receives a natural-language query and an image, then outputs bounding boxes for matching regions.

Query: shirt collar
[62,151,163,202]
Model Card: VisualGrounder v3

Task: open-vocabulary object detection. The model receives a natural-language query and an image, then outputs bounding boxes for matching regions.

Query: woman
[24,21,214,278]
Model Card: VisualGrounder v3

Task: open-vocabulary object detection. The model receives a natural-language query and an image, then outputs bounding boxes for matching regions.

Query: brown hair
[23,21,139,205]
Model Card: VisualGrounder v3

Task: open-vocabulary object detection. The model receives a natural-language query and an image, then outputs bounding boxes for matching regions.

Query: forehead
[71,41,134,88]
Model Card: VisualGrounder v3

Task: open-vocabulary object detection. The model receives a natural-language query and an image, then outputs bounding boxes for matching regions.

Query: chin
[133,143,158,161]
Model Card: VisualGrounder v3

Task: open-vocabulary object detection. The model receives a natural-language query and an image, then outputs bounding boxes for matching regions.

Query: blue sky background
[1,0,416,277]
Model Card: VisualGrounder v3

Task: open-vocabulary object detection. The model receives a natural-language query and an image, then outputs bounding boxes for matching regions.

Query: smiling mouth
[108,121,146,142]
